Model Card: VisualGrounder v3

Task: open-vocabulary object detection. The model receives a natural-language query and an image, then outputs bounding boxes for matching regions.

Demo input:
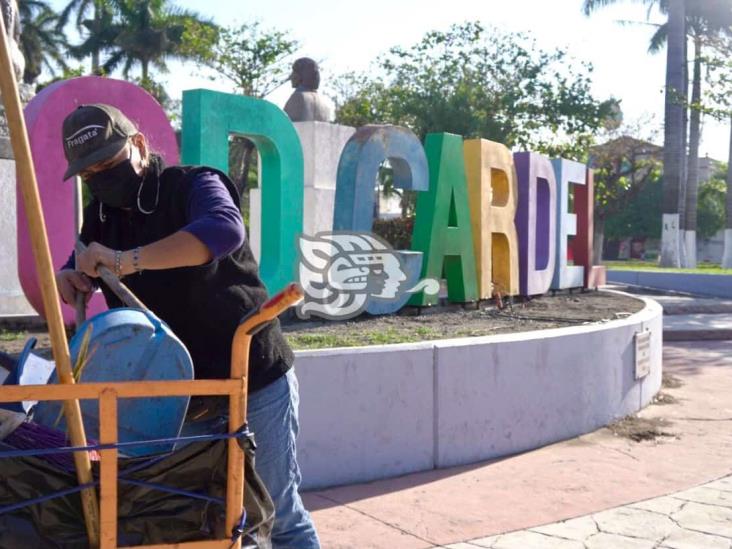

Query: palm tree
[658,0,686,267]
[92,0,216,84]
[646,2,732,267]
[18,0,69,84]
[583,0,686,266]
[58,0,117,73]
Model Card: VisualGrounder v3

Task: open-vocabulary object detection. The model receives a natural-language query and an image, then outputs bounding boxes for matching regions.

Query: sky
[48,0,730,162]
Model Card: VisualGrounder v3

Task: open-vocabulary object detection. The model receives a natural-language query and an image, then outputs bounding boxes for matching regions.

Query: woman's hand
[76,241,117,278]
[55,269,94,305]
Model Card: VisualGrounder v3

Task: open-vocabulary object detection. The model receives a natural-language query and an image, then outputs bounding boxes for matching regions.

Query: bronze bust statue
[284,57,334,123]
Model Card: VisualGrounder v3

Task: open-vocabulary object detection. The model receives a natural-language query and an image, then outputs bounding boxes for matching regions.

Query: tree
[645,1,732,266]
[81,0,216,83]
[657,0,686,266]
[700,37,732,266]
[200,22,299,195]
[203,22,297,96]
[582,0,685,265]
[18,0,69,84]
[334,22,614,158]
[589,131,663,263]
[697,174,726,241]
[57,0,118,73]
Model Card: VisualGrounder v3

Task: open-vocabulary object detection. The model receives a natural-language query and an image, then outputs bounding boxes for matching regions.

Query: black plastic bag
[0,436,274,548]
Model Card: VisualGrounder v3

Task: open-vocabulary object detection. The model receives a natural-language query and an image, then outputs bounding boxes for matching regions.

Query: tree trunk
[142,60,149,83]
[679,16,689,229]
[683,36,702,268]
[660,0,685,268]
[678,15,690,268]
[91,3,101,74]
[593,216,605,266]
[722,115,732,268]
[228,136,256,197]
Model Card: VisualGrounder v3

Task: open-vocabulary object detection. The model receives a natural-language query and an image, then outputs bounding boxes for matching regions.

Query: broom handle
[74,253,86,327]
[0,15,100,547]
[75,241,148,311]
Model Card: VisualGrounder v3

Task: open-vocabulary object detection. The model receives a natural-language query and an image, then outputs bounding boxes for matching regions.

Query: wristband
[132,246,143,272]
[114,250,122,277]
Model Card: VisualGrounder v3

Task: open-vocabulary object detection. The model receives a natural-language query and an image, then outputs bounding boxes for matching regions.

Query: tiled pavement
[443,476,732,548]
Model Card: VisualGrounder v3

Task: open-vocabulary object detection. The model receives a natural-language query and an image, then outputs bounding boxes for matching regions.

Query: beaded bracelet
[114,250,122,277]
[132,246,142,273]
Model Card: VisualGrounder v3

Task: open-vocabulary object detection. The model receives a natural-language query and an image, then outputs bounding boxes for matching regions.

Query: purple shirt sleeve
[181,171,246,260]
[61,250,75,271]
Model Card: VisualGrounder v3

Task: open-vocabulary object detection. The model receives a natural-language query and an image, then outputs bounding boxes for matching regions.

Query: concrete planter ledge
[607,269,732,298]
[294,292,663,490]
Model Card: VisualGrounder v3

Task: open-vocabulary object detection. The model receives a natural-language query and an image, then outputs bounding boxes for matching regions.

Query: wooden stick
[74,254,86,327]
[0,15,100,546]
[75,241,148,311]
[99,389,118,549]
[0,378,242,402]
[128,540,232,549]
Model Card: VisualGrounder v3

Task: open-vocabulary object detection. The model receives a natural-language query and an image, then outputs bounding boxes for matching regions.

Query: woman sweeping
[55,103,320,549]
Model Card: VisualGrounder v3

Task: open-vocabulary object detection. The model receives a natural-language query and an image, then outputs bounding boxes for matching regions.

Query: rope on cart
[0,425,252,517]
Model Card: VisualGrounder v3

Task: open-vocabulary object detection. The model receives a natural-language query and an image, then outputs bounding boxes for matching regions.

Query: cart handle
[239,283,304,336]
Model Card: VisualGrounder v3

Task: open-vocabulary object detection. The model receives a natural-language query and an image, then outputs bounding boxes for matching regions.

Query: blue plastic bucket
[33,308,194,457]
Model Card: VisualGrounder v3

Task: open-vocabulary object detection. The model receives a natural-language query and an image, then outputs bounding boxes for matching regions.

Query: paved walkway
[305,293,732,547]
[443,475,732,548]
[610,284,732,341]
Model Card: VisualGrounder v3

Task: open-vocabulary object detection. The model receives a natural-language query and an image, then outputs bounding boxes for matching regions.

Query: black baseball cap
[61,103,138,180]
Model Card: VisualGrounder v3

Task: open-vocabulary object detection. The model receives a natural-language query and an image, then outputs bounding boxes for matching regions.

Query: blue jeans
[248,369,320,548]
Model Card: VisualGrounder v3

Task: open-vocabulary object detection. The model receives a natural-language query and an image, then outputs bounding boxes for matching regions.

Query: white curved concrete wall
[294,293,662,490]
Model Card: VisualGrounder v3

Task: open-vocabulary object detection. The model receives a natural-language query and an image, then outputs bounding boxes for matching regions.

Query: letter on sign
[514,152,557,296]
[410,133,478,306]
[334,125,429,314]
[464,139,519,298]
[181,89,304,293]
[551,158,587,290]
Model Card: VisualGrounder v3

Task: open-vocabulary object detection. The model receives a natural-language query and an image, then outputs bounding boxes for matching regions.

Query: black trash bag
[0,435,274,548]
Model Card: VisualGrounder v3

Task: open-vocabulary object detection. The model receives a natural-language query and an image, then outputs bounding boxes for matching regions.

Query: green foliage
[201,22,298,97]
[70,0,217,81]
[604,177,662,239]
[372,216,415,250]
[591,130,663,226]
[18,0,69,84]
[197,22,297,195]
[697,174,727,239]
[36,65,85,92]
[133,76,181,124]
[605,260,732,274]
[334,22,613,159]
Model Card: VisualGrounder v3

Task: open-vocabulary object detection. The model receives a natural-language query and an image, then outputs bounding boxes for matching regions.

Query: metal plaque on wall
[635,330,651,379]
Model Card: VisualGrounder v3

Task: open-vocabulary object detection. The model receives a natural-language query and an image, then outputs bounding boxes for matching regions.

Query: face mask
[85,158,143,209]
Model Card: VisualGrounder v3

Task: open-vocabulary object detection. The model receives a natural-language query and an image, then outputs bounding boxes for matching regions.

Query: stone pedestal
[249,121,355,262]
[0,138,34,316]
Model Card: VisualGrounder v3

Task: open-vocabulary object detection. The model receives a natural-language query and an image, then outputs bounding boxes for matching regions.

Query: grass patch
[605,260,732,275]
[286,326,441,350]
[0,329,26,342]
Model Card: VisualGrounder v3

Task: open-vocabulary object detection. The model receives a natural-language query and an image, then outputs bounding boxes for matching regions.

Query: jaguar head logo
[297,232,438,320]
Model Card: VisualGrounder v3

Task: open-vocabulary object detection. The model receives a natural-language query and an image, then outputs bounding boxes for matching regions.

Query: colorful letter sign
[514,152,557,296]
[464,139,520,299]
[16,78,601,321]
[181,89,303,294]
[410,133,478,306]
